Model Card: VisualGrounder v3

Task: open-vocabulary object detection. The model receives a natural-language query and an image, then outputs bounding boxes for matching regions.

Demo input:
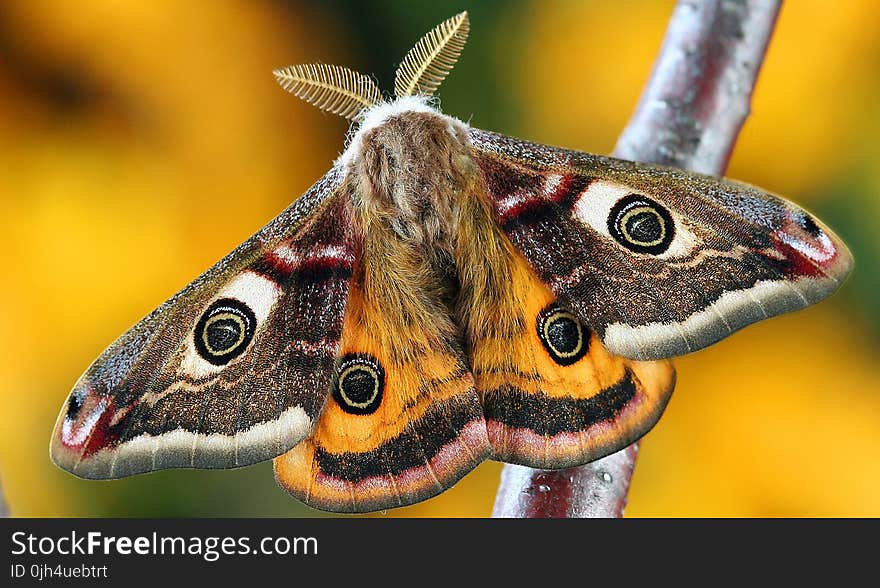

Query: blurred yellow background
[1,0,878,517]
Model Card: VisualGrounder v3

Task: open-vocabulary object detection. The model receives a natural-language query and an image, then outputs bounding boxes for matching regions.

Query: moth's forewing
[469,128,853,361]
[51,169,356,479]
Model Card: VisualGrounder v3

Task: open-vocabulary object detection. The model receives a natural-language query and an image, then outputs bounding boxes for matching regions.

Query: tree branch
[492,0,782,518]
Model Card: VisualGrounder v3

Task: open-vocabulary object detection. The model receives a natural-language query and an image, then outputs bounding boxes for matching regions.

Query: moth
[51,13,852,513]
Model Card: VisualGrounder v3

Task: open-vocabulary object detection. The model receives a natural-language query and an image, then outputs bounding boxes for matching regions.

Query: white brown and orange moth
[51,13,852,513]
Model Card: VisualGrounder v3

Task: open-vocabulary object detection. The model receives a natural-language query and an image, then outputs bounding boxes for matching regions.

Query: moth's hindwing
[454,186,674,468]
[481,252,674,468]
[51,169,357,479]
[274,220,491,513]
[468,128,853,361]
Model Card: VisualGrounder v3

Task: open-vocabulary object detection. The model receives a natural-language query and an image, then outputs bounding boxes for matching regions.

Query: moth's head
[336,94,468,170]
[273,12,469,164]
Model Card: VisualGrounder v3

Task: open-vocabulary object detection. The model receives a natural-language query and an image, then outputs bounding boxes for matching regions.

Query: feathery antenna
[273,64,382,120]
[394,11,470,97]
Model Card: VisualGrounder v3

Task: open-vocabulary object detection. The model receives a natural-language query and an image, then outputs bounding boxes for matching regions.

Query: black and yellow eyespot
[537,305,589,366]
[333,354,385,415]
[608,194,675,254]
[194,298,257,365]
